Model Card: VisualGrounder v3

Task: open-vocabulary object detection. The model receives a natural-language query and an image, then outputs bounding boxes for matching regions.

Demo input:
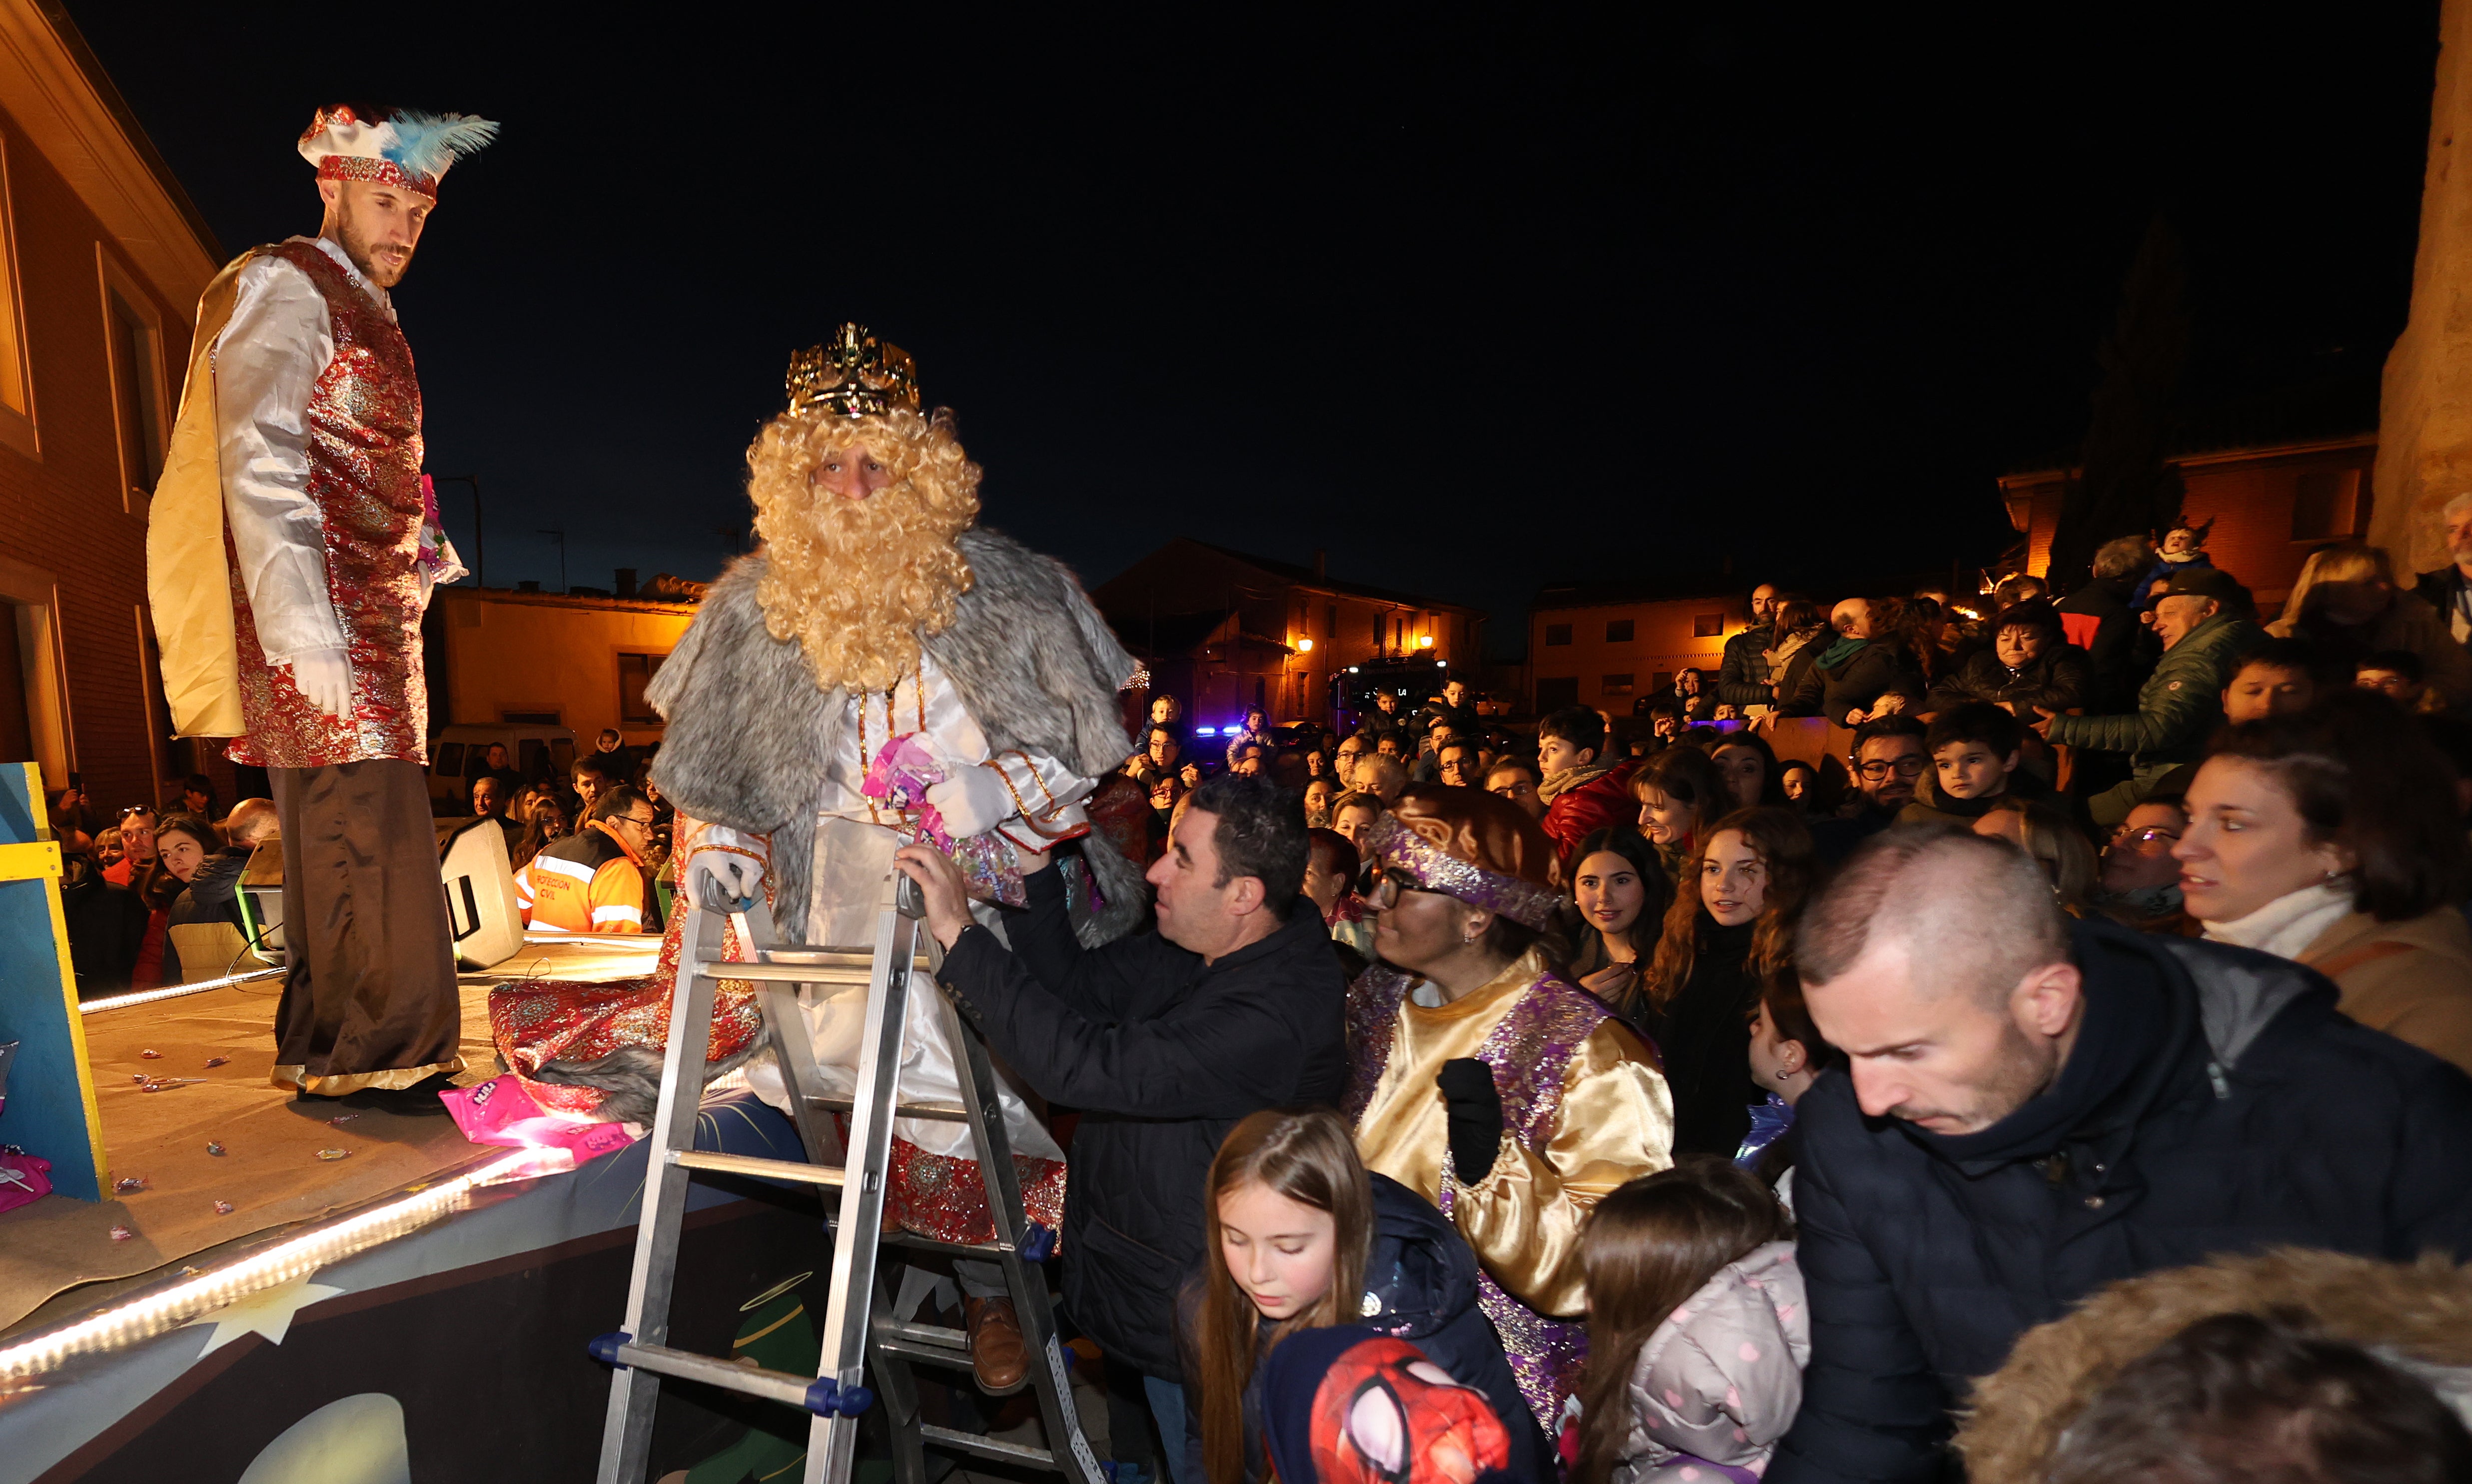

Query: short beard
[332,195,414,287]
[1894,1016,2061,1134]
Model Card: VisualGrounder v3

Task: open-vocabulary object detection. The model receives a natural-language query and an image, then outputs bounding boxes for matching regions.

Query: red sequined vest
[226,241,429,768]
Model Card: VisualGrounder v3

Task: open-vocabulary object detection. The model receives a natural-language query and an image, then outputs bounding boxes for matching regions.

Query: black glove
[1436,1058,1505,1185]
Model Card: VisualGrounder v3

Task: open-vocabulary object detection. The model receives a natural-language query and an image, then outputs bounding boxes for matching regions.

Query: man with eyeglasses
[2090,800,2190,932]
[1810,716,1930,865]
[515,786,661,936]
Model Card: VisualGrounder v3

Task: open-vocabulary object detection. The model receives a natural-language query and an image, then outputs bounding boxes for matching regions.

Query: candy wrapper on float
[860,733,1027,908]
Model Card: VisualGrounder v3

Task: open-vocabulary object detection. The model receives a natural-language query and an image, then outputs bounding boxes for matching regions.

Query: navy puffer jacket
[1769,917,2472,1484]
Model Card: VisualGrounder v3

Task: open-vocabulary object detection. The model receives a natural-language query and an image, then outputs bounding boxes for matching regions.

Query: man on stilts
[147,103,496,1110]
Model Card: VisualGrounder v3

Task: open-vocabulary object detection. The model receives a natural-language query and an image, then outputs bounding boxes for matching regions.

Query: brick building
[0,4,220,815]
[2000,432,2379,616]
[1526,577,1749,716]
[1094,539,1484,733]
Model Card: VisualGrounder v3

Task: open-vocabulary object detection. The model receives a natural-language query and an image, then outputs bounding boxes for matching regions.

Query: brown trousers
[269,759,463,1095]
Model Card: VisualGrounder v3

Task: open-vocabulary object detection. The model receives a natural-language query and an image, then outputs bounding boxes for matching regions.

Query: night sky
[69,4,2440,660]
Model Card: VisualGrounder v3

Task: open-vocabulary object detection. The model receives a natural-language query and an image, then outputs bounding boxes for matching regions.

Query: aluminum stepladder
[590,867,1105,1484]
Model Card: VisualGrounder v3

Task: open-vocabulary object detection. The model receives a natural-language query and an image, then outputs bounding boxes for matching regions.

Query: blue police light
[1194,726,1219,736]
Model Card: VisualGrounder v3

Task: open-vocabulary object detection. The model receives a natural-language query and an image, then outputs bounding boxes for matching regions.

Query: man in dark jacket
[1770,829,2472,1484]
[1715,584,1782,710]
[2414,492,2472,650]
[58,845,145,995]
[896,772,1347,1481]
[2055,535,2153,714]
[1807,716,1927,865]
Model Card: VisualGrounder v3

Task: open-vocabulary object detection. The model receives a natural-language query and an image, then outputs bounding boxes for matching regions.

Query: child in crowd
[2357,650,2444,715]
[1301,827,1374,978]
[1901,702,2035,827]
[1186,1109,1540,1484]
[2131,519,2214,610]
[1739,975,1845,1209]
[1568,1158,1808,1484]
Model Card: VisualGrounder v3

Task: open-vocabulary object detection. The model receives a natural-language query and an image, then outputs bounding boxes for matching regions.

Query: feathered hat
[297,104,498,201]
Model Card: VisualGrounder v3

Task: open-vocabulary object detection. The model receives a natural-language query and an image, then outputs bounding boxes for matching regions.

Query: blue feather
[382,110,500,178]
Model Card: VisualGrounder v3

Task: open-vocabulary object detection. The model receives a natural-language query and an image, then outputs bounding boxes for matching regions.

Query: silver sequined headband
[1364,811,1562,930]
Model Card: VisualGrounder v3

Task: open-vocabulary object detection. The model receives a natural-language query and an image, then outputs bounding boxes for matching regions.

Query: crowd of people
[47,726,683,996]
[923,521,2472,1484]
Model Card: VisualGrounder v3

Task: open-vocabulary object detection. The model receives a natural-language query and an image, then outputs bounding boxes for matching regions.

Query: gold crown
[785,323,920,418]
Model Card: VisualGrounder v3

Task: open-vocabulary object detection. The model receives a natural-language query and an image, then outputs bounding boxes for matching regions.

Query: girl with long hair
[1569,825,1671,1015]
[1631,746,1728,885]
[1640,808,1817,1156]
[1570,1159,1805,1484]
[1187,1107,1539,1484]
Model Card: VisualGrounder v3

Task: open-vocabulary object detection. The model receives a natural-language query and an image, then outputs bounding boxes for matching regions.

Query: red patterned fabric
[228,240,431,768]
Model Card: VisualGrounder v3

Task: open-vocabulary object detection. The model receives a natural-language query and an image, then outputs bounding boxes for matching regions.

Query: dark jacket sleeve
[2027,647,2091,714]
[1767,1139,1955,1484]
[1781,656,1828,718]
[1003,861,1169,1021]
[937,926,1329,1118]
[2390,1054,2472,1258]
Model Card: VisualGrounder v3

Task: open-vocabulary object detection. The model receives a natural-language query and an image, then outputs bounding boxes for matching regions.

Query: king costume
[489,326,1148,1256]
[147,104,494,1099]
[1343,788,1675,1433]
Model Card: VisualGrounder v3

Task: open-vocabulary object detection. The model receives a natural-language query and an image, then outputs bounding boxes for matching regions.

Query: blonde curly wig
[745,405,979,694]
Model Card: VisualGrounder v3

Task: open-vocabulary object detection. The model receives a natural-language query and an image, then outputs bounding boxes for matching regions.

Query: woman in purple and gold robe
[1343,785,1674,1433]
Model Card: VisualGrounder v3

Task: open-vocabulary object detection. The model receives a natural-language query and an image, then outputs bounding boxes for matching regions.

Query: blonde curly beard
[745,406,979,695]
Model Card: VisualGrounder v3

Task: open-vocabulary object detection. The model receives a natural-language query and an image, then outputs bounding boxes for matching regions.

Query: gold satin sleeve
[1449,1022,1674,1318]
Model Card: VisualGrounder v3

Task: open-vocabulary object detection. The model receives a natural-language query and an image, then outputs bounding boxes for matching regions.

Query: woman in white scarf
[2171,691,2472,1073]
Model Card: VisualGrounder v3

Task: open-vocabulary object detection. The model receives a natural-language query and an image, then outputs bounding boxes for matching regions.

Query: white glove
[926,762,1013,839]
[289,647,351,720]
[688,848,764,911]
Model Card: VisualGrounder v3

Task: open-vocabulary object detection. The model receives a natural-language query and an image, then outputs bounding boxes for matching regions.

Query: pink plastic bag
[0,1148,51,1215]
[440,1074,639,1174]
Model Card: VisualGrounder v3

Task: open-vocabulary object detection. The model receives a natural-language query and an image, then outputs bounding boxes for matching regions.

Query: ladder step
[587,1335,873,1418]
[919,1423,1058,1468]
[877,1317,969,1350]
[667,1149,844,1187]
[696,960,879,986]
[808,1093,970,1122]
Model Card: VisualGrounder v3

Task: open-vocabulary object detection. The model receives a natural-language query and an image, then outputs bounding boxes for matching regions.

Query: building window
[0,137,29,458]
[618,652,669,726]
[2291,469,2362,541]
[1544,623,1574,647]
[98,249,167,515]
[1601,673,1635,700]
[1692,612,1725,638]
[1605,619,1635,643]
[1537,676,1580,711]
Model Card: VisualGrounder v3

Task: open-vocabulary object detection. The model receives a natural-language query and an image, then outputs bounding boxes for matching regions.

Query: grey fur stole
[646,525,1143,944]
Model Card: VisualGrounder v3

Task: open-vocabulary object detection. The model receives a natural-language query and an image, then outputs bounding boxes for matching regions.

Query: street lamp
[1295,638,1314,653]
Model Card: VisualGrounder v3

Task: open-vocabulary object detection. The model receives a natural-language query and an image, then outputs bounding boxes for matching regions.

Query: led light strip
[79,968,286,1015]
[0,1148,535,1379]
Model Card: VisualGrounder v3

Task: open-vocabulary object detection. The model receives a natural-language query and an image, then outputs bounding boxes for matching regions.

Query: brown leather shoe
[964,1295,1029,1394]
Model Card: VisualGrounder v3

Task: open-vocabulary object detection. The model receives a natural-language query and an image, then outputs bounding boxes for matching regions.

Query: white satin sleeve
[216,254,347,667]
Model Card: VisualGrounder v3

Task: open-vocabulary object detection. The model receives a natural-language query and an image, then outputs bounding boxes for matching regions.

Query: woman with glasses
[1343,786,1671,1434]
[2175,692,2472,1073]
[2092,799,2192,933]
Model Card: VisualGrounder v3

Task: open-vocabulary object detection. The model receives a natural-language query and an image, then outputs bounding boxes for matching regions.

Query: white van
[426,723,577,814]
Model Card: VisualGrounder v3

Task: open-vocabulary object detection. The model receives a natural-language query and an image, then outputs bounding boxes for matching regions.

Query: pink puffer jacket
[1615,1242,1810,1484]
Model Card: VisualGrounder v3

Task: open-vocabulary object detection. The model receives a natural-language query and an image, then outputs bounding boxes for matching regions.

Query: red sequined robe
[225,239,430,768]
[488,814,1067,1245]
